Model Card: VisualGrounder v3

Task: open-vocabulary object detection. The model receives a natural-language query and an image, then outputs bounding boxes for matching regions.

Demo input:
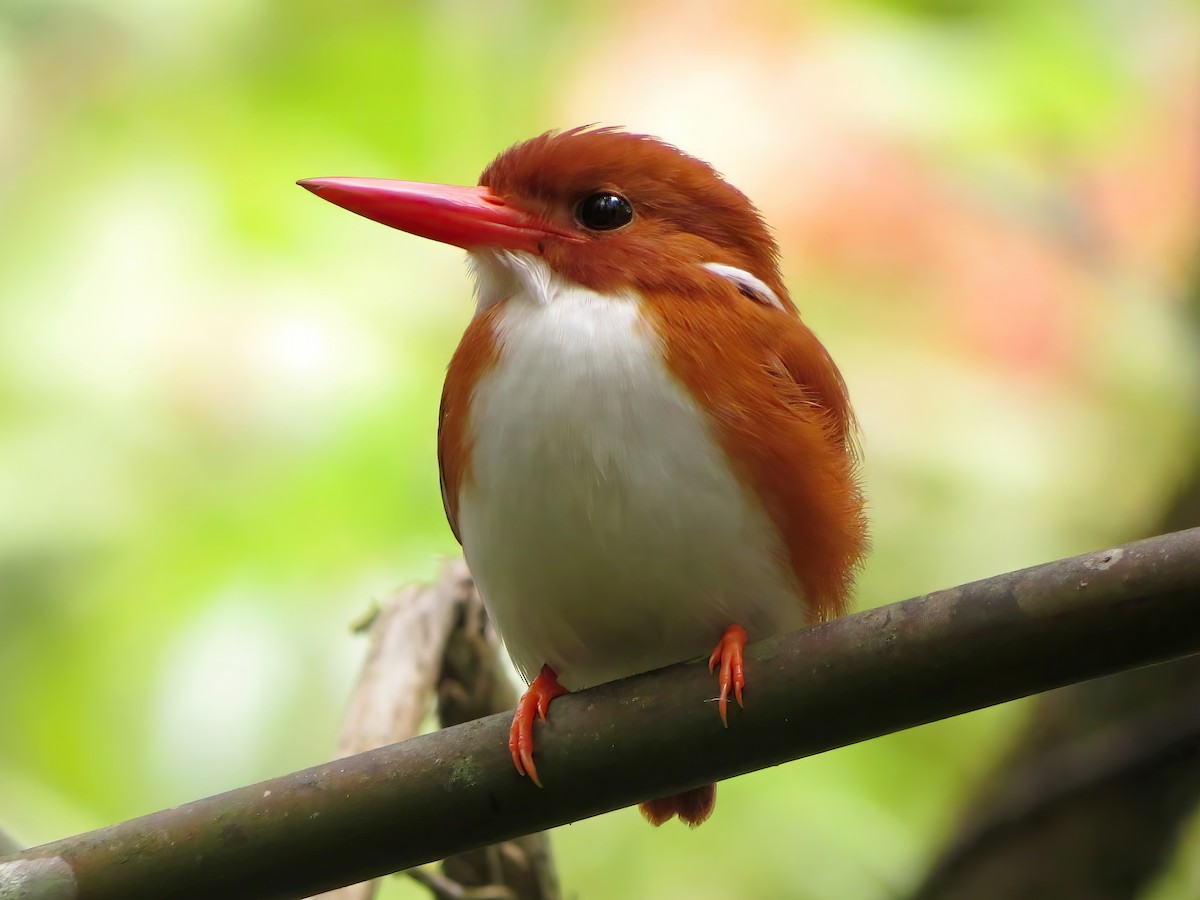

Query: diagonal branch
[3,528,1200,900]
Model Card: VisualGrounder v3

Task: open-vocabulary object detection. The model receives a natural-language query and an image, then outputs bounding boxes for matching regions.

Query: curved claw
[708,624,748,727]
[507,664,569,787]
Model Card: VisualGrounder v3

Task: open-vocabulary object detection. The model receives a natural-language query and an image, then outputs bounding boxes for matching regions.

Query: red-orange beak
[297,177,575,252]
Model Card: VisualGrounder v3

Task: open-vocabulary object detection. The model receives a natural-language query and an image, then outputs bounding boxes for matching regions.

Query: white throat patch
[468,250,569,312]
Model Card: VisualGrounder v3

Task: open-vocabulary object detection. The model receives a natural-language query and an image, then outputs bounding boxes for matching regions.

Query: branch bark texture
[309,561,559,900]
[3,529,1199,900]
[910,415,1200,899]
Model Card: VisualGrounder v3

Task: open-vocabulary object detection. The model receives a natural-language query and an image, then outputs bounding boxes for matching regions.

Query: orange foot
[708,623,748,726]
[509,663,570,787]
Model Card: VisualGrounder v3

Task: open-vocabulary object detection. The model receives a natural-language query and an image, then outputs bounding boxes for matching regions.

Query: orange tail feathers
[638,785,717,827]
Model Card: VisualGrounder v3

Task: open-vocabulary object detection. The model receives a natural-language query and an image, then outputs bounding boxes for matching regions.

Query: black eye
[575,192,633,231]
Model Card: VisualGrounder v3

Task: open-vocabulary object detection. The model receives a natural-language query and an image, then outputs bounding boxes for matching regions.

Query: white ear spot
[699,262,784,311]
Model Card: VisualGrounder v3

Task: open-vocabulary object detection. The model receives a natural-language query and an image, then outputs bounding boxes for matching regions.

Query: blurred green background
[2,0,1198,897]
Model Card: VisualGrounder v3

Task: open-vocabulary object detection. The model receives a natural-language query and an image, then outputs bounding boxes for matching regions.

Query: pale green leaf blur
[2,1,1198,897]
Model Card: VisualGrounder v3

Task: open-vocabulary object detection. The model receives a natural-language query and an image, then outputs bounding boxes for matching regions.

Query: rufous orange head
[299,126,791,312]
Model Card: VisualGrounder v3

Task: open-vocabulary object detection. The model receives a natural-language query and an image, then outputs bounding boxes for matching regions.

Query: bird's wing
[644,286,867,619]
[763,315,860,461]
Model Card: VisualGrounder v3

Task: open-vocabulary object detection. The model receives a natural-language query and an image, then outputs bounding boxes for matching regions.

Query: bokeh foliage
[2,1,1197,897]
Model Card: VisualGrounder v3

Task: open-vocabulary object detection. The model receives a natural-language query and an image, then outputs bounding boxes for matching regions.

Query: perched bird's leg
[708,624,748,726]
[509,663,569,787]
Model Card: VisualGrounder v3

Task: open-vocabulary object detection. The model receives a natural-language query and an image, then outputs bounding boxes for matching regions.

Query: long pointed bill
[297,177,576,252]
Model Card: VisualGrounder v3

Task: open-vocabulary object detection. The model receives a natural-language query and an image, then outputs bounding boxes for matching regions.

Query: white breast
[457,253,805,690]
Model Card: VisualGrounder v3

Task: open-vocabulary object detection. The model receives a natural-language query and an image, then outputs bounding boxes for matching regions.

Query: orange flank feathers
[437,302,503,543]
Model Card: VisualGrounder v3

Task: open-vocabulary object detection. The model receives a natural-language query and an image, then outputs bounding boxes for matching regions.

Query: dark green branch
[3,529,1200,900]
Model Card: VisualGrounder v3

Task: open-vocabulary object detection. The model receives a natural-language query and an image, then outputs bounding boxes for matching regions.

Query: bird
[299,127,867,827]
